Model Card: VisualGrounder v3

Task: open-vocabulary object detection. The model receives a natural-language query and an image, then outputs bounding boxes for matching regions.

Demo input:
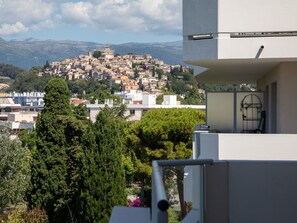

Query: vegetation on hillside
[165,67,205,104]
[0,63,25,79]
[1,62,206,105]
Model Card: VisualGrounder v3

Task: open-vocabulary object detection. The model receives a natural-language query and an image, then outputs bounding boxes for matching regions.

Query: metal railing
[151,159,214,223]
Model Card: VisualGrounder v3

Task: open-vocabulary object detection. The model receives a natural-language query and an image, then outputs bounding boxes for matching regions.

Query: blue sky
[0,0,182,44]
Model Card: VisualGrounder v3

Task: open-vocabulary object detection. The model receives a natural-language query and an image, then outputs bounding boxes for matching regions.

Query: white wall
[8,113,37,122]
[163,95,177,106]
[207,92,234,132]
[258,62,297,133]
[183,0,297,63]
[183,0,297,35]
[218,0,297,33]
[199,133,297,160]
[142,95,156,105]
[183,0,217,36]
[217,37,297,60]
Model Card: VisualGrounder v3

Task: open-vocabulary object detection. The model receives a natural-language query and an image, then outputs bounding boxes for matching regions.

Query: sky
[0,0,182,44]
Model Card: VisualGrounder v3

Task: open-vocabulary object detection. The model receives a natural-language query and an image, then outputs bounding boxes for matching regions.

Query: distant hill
[0,38,183,69]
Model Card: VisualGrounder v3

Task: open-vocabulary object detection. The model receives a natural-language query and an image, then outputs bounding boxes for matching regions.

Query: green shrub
[0,207,48,223]
[22,208,48,223]
[168,208,180,223]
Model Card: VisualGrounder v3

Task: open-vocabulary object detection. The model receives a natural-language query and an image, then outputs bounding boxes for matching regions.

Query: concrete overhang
[187,58,297,84]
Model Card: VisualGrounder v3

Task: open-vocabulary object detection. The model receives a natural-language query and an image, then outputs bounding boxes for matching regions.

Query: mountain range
[0,38,183,69]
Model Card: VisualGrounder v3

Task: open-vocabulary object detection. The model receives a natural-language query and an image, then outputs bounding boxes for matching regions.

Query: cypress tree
[79,108,126,223]
[96,109,126,222]
[30,78,85,222]
[78,125,99,223]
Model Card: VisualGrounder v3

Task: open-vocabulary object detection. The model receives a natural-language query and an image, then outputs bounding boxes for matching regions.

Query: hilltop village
[0,46,205,134]
[42,45,191,94]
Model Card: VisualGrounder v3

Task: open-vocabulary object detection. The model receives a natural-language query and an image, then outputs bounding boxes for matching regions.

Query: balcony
[149,159,297,223]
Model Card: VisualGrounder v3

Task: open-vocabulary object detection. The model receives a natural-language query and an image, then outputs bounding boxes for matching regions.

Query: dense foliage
[93,51,102,58]
[125,108,205,217]
[0,206,48,222]
[125,108,205,172]
[29,78,86,222]
[0,129,31,212]
[79,108,126,223]
[0,63,25,79]
[163,67,206,104]
[67,78,121,99]
[25,78,126,222]
[8,66,52,92]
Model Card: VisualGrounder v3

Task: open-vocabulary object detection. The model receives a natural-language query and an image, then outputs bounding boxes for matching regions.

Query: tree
[72,103,88,121]
[19,129,37,150]
[79,108,126,223]
[67,79,88,96]
[41,78,71,115]
[0,129,31,212]
[8,71,51,92]
[125,108,205,218]
[0,63,25,79]
[77,125,98,223]
[182,88,205,105]
[29,78,85,222]
[93,51,102,58]
[44,60,50,69]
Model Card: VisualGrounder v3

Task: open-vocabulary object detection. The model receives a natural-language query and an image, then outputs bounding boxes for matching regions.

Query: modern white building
[88,94,205,122]
[184,0,297,134]
[0,98,37,132]
[182,0,297,159]
[3,92,44,107]
[113,90,143,103]
[180,0,297,223]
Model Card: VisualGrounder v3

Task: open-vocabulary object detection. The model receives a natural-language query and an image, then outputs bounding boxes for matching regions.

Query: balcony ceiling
[191,58,297,84]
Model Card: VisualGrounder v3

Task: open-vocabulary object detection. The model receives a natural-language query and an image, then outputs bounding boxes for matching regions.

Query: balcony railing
[151,159,213,223]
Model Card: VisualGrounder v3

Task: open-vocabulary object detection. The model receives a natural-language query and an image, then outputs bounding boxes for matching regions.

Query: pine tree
[125,108,206,218]
[79,108,126,223]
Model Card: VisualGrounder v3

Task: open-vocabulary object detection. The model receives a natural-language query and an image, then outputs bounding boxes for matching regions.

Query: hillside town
[0,46,205,135]
[42,45,191,94]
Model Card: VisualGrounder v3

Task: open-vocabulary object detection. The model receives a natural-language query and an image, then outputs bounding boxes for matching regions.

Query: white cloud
[0,22,29,35]
[60,2,93,25]
[31,20,55,30]
[0,0,182,37]
[58,0,182,35]
[0,0,53,24]
[0,0,54,35]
